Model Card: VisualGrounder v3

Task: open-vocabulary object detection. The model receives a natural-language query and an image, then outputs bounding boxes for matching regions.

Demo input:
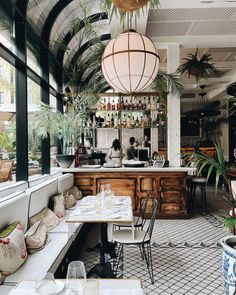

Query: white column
[167,44,181,167]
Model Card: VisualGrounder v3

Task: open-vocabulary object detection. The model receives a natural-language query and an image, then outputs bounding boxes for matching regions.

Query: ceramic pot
[56,154,74,168]
[221,236,236,295]
[112,0,148,12]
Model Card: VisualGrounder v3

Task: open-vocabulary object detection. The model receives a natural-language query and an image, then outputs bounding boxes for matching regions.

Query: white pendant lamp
[101,30,160,94]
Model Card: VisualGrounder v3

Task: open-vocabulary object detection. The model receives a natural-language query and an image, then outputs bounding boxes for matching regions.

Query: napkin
[100,288,144,295]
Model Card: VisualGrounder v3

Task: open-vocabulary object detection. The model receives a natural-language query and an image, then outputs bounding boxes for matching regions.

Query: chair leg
[113,243,123,276]
[201,184,207,214]
[139,244,144,260]
[142,242,154,284]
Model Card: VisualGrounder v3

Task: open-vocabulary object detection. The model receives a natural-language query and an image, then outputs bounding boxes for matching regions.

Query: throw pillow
[25,220,51,254]
[67,186,82,200]
[29,208,60,232]
[48,194,65,218]
[0,221,27,277]
[64,193,76,209]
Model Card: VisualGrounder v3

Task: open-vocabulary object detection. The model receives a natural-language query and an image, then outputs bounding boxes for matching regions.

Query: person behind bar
[126,136,137,160]
[108,139,122,167]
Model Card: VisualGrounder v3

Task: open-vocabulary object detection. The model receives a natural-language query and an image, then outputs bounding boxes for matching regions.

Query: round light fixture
[101,30,160,94]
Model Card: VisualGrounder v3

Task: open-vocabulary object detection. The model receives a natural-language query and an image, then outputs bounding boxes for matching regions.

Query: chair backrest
[143,198,158,242]
[135,197,149,228]
[0,160,13,182]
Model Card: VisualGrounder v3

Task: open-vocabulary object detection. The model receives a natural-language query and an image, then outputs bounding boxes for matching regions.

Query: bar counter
[61,166,196,219]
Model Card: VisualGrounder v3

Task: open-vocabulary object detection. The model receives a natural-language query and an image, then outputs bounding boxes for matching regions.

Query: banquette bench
[0,173,86,295]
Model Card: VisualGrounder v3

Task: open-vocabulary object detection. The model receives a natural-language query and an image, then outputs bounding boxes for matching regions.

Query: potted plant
[176,48,219,83]
[101,0,160,20]
[184,139,236,294]
[31,104,87,168]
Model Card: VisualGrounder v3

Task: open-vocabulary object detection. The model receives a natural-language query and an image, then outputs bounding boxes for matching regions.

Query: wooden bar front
[71,170,189,219]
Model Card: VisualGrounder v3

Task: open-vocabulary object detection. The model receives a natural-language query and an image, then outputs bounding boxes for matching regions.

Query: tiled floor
[78,186,230,294]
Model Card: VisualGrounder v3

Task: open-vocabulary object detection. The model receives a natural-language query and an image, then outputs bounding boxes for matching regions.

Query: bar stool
[190,176,207,214]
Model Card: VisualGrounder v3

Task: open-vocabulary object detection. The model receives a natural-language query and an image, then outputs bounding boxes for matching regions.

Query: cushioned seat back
[28,174,51,187]
[0,181,28,198]
[27,179,58,218]
[0,192,30,233]
[50,171,63,179]
[57,173,74,194]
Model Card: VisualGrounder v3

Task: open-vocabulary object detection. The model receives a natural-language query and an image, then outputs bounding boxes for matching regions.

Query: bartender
[108,139,122,166]
[126,137,137,160]
[142,135,150,148]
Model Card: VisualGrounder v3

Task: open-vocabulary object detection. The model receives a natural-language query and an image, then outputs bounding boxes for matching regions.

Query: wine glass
[36,272,57,295]
[66,261,86,294]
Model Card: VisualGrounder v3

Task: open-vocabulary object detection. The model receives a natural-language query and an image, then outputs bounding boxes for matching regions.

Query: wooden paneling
[72,171,189,219]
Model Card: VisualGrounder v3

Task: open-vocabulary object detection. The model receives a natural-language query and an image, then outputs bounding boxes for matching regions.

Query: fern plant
[30,104,87,155]
[176,49,219,83]
[183,139,236,233]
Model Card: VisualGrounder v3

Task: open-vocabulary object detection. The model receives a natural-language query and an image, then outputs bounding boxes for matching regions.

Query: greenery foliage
[30,104,88,155]
[176,49,220,83]
[153,71,183,101]
[101,0,160,22]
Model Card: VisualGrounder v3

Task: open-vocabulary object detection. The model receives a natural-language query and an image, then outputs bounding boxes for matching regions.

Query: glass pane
[0,4,16,55]
[49,94,58,171]
[0,57,16,186]
[27,77,42,177]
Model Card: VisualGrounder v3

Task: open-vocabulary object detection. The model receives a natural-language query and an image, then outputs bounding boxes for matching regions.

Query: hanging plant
[102,0,160,20]
[176,48,220,83]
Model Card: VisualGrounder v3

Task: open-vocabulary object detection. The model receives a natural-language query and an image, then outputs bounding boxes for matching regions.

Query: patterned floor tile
[77,186,228,294]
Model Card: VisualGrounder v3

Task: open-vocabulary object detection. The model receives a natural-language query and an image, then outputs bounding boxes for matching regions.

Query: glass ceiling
[26,0,110,66]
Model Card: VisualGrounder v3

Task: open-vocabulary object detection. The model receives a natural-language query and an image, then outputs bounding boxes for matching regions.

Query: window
[0,92,4,104]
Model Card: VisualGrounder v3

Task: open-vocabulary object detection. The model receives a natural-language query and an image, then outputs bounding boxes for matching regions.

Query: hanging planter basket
[112,0,148,12]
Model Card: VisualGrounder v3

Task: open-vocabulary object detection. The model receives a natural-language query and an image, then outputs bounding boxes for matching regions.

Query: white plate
[108,213,121,219]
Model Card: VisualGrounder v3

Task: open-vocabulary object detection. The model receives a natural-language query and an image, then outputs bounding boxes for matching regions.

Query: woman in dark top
[126,137,137,160]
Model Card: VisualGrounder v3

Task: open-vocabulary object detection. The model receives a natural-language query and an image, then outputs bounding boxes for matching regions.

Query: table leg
[87,223,116,278]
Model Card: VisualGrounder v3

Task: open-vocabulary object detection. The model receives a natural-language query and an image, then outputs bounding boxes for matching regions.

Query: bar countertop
[60,166,196,175]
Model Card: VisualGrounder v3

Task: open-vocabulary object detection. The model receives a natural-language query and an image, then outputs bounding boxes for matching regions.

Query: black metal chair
[112,198,158,284]
[112,196,149,231]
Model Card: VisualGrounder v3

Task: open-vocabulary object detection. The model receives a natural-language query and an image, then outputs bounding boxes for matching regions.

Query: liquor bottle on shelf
[106,98,111,111]
[144,115,148,127]
[112,99,116,111]
[133,97,138,110]
[116,98,120,111]
[114,113,118,128]
[127,115,131,128]
[120,97,124,110]
[146,96,151,110]
[135,116,139,128]
[129,97,133,110]
[124,99,129,110]
[122,114,127,128]
[131,116,135,128]
[140,116,144,128]
[111,114,114,127]
[106,114,111,127]
[142,97,146,110]
[156,96,160,110]
[151,97,157,110]
[138,99,143,110]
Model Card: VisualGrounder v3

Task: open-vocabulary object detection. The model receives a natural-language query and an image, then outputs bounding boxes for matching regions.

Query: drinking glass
[36,272,57,295]
[66,261,86,294]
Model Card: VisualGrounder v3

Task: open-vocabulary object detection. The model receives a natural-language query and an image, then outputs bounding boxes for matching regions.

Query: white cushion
[0,182,28,199]
[112,229,150,244]
[0,193,29,233]
[4,233,70,284]
[57,174,74,194]
[28,175,51,188]
[0,285,14,294]
[50,171,63,179]
[49,210,82,238]
[27,179,58,218]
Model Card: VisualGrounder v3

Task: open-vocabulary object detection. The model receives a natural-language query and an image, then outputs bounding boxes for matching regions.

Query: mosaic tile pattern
[78,187,230,294]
